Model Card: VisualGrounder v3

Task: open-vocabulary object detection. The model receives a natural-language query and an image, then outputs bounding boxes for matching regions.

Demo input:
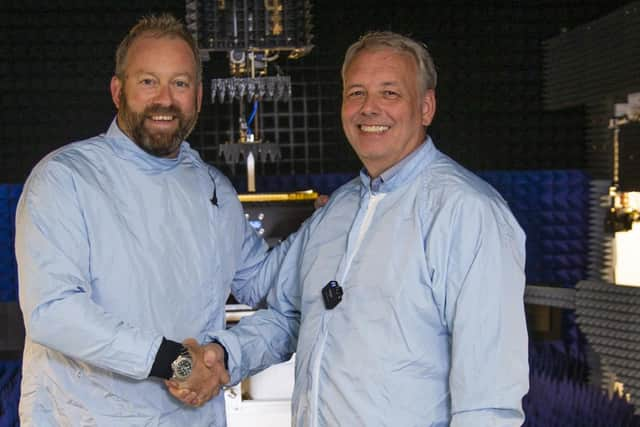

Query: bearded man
[15,13,284,427]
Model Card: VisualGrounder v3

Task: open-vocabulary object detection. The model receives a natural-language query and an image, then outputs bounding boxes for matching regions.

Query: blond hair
[114,13,201,83]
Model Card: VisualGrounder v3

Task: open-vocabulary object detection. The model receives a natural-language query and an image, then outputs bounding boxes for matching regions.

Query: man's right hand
[314,194,329,209]
[165,339,230,407]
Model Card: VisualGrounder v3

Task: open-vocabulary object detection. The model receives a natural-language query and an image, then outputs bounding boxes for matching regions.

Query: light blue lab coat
[16,120,282,426]
[215,138,529,427]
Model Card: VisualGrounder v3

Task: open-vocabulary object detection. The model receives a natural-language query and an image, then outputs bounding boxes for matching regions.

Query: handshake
[164,338,230,407]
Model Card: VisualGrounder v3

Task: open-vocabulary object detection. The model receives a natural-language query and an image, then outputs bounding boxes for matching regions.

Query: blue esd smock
[214,138,529,427]
[16,120,284,426]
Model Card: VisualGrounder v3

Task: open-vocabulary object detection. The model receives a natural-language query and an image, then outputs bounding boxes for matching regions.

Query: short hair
[114,13,202,83]
[341,31,437,94]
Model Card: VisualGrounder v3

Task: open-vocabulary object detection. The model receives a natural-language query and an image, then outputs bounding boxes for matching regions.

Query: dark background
[2,3,640,425]
[0,0,633,183]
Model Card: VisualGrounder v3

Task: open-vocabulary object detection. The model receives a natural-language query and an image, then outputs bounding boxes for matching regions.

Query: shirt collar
[359,136,437,193]
[104,117,196,173]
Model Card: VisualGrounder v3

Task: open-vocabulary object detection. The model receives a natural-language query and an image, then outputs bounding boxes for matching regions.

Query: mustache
[143,104,182,116]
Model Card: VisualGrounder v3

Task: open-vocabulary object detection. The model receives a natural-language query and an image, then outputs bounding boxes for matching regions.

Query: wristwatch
[171,346,193,381]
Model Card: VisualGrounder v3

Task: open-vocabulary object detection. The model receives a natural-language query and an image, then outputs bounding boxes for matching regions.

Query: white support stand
[225,356,295,427]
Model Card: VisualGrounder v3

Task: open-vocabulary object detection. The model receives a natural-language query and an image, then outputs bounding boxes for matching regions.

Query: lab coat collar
[359,136,437,194]
[103,117,197,173]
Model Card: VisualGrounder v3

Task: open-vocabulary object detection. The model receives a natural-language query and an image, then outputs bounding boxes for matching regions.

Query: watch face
[172,355,193,381]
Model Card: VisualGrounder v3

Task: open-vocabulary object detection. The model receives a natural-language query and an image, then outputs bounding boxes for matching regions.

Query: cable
[246,100,259,137]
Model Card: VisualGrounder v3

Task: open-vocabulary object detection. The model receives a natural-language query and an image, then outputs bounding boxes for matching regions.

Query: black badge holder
[322,280,343,309]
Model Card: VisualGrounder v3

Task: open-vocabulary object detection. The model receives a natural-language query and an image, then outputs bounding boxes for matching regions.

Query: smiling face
[341,48,436,178]
[110,34,202,158]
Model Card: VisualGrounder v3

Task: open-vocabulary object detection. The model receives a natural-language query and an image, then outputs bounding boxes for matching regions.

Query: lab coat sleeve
[16,162,161,380]
[212,221,308,384]
[227,216,294,308]
[442,195,529,427]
